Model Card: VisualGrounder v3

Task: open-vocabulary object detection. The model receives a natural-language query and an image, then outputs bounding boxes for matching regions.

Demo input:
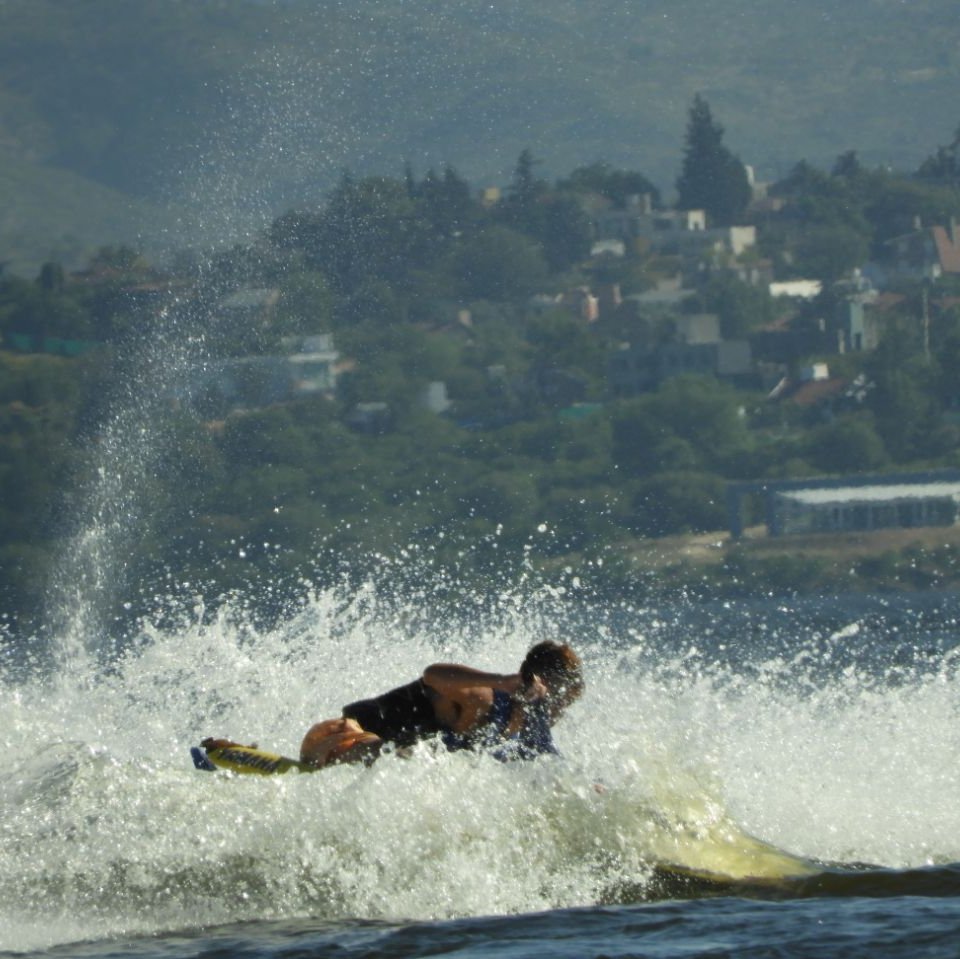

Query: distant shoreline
[558,525,960,600]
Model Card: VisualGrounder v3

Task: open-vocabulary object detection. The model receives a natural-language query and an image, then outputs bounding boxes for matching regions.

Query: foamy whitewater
[3,583,960,953]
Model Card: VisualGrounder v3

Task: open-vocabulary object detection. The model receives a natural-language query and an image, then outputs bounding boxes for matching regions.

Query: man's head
[520,640,584,712]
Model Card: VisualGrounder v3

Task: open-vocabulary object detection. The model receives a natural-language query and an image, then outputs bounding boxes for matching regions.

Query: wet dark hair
[520,641,584,700]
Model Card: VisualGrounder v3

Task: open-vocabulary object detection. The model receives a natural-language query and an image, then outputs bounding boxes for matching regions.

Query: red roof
[933,226,960,273]
[784,377,847,407]
[869,292,907,313]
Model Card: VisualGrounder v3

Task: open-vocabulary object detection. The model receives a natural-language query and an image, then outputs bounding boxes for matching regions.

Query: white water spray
[3,582,960,952]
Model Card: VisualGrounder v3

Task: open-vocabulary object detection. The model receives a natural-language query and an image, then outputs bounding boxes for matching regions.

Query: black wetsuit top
[343,682,558,760]
[341,678,442,748]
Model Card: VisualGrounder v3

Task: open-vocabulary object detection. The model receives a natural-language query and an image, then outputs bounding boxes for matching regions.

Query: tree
[451,225,548,301]
[559,162,661,208]
[917,123,960,187]
[38,261,65,293]
[539,194,592,271]
[0,272,92,344]
[793,224,871,285]
[630,470,728,536]
[497,151,592,272]
[503,149,548,227]
[405,164,479,268]
[312,173,420,293]
[933,303,960,409]
[274,271,334,337]
[807,415,888,474]
[865,176,960,247]
[832,150,864,180]
[865,331,943,461]
[648,374,750,468]
[414,165,474,237]
[495,149,553,253]
[774,159,831,198]
[676,95,751,225]
[524,311,604,382]
[609,376,749,478]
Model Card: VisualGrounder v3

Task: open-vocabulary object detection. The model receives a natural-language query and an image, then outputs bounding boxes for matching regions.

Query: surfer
[299,640,583,768]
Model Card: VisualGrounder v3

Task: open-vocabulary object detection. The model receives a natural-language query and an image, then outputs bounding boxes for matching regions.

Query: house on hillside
[590,238,626,258]
[529,286,600,323]
[713,258,775,288]
[591,195,756,259]
[217,287,281,322]
[422,381,452,414]
[749,318,828,365]
[835,295,881,352]
[769,280,822,300]
[616,278,696,314]
[751,279,879,365]
[558,286,600,323]
[608,312,753,395]
[283,334,340,395]
[184,333,339,413]
[674,313,721,344]
[766,364,869,421]
[873,217,960,285]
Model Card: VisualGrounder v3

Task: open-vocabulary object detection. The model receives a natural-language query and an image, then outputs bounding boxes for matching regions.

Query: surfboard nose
[190,746,217,771]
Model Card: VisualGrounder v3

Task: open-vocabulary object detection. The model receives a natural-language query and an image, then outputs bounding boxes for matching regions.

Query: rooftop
[780,482,960,506]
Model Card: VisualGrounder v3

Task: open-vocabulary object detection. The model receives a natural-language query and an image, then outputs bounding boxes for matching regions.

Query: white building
[592,198,755,258]
[772,481,960,535]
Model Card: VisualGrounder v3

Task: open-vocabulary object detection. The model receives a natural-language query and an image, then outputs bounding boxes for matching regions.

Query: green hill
[0,156,186,275]
[1,0,957,273]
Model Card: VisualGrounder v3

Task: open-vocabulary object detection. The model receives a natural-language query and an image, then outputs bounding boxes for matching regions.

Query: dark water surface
[19,892,960,959]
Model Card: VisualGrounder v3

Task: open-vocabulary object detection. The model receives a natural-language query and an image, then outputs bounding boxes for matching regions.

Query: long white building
[773,481,960,536]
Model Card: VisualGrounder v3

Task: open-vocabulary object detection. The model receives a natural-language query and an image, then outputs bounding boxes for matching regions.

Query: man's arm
[422,663,523,699]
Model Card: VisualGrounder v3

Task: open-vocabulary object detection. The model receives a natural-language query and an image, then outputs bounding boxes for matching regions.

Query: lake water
[2,584,960,958]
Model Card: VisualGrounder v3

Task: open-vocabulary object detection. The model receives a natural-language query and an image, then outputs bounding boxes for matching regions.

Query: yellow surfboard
[191,738,317,775]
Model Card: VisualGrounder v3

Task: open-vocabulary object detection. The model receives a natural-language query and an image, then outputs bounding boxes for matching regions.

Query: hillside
[0,0,958,274]
[0,156,184,275]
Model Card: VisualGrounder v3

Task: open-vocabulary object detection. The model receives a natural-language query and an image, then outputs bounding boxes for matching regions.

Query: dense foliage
[3,108,960,635]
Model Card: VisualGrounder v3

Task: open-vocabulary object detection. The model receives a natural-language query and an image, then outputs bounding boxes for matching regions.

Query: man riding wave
[299,640,583,768]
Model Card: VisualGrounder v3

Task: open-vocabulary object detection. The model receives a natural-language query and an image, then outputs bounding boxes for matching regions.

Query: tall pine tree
[675,95,751,226]
[501,149,548,234]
